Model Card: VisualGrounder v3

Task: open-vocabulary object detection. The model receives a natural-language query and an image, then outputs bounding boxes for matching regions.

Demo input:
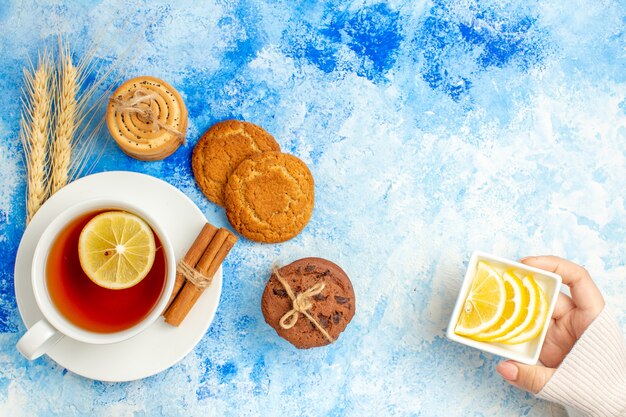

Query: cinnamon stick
[165,223,218,310]
[196,227,230,273]
[164,228,237,326]
[204,233,237,280]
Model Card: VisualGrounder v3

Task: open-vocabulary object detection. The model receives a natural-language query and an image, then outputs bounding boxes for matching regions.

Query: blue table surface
[1,1,625,416]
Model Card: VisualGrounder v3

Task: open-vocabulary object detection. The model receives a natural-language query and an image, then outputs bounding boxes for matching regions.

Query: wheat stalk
[51,36,129,189]
[50,41,78,195]
[20,53,53,223]
[20,33,137,222]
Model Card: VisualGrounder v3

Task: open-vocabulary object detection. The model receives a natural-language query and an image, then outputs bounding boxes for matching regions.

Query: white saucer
[14,171,222,382]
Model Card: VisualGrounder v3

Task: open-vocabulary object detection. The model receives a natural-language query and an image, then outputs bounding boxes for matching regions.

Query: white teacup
[17,198,176,360]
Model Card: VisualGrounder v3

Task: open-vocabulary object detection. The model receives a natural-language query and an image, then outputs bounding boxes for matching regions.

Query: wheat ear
[20,53,53,223]
[50,42,78,195]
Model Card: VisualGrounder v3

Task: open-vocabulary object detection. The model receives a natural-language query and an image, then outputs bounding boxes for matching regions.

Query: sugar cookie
[224,152,314,243]
[192,120,280,206]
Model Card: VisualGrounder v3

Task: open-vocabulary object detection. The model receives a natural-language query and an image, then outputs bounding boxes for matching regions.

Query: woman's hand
[496,256,605,394]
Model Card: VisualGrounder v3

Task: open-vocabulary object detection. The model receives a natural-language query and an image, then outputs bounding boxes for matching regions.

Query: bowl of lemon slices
[446,251,561,365]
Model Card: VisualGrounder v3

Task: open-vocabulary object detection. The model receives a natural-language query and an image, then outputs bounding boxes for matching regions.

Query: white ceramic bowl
[446,251,561,365]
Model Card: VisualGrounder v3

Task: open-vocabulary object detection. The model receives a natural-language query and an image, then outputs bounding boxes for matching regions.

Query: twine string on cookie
[111,88,185,142]
[279,282,324,329]
[177,260,213,289]
[271,265,335,343]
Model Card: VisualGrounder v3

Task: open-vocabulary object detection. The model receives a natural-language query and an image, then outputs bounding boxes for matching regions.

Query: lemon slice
[455,261,506,336]
[489,275,541,343]
[472,270,528,341]
[78,211,156,290]
[501,284,549,344]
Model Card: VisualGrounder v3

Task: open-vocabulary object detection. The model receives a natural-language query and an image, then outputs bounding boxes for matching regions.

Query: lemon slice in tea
[455,261,507,336]
[472,270,528,341]
[78,211,156,290]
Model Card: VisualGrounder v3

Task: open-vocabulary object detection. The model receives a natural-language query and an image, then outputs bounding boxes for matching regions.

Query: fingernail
[497,361,518,381]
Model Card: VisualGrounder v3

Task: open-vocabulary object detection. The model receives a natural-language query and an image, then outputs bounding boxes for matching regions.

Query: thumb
[496,360,556,394]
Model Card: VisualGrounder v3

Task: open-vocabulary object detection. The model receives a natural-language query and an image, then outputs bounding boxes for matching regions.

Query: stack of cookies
[262,257,356,349]
[192,120,314,243]
[107,76,187,161]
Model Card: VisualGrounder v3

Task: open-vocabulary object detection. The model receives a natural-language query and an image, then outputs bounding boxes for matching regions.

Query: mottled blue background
[1,0,625,416]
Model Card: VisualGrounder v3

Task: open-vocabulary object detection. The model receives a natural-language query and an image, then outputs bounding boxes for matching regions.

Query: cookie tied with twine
[261,258,356,349]
[107,76,188,161]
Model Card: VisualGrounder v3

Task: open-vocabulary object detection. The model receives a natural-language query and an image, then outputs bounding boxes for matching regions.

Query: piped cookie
[106,76,187,161]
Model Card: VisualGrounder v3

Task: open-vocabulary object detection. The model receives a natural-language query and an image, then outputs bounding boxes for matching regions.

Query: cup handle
[17,319,64,360]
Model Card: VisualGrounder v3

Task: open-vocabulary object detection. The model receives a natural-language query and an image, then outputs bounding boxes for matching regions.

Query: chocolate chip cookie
[261,257,355,349]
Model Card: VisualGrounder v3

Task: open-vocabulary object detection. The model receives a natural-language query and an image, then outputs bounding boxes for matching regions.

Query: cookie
[261,258,355,349]
[106,76,187,161]
[224,152,314,243]
[192,120,280,206]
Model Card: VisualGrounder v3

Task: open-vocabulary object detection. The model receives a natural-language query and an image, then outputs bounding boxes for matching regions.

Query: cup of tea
[17,198,176,360]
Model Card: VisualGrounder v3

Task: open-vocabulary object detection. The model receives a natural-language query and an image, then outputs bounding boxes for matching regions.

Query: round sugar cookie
[261,257,356,349]
[106,76,187,161]
[224,152,314,243]
[192,120,280,207]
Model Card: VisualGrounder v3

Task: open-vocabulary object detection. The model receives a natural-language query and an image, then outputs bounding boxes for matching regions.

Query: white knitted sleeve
[537,308,626,417]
